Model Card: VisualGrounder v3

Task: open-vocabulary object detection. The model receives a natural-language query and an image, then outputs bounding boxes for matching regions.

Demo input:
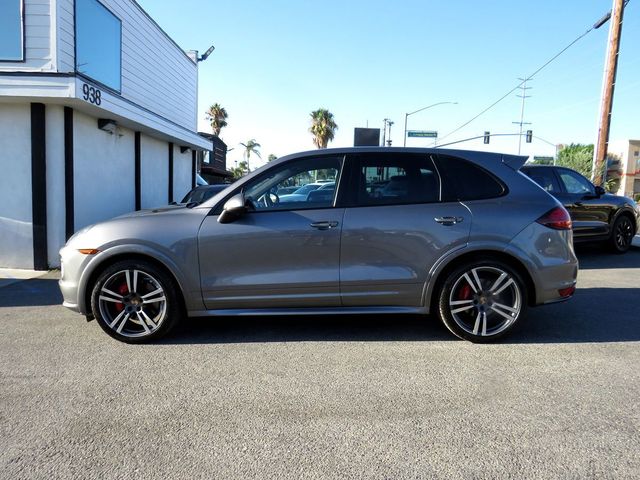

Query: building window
[0,0,24,61]
[75,0,122,91]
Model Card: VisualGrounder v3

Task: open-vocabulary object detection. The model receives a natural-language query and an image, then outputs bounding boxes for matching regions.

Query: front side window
[243,156,343,212]
[76,0,122,91]
[558,169,594,195]
[354,153,440,206]
[0,0,23,61]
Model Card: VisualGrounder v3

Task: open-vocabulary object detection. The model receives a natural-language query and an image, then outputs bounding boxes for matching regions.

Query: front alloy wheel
[91,260,180,343]
[438,261,526,342]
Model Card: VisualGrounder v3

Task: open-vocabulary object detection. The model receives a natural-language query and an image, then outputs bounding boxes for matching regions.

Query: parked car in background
[196,174,208,186]
[521,165,639,253]
[59,148,577,344]
[275,186,298,196]
[180,184,230,205]
[279,181,335,203]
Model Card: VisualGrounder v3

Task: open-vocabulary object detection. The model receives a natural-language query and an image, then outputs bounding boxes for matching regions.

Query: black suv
[521,165,639,253]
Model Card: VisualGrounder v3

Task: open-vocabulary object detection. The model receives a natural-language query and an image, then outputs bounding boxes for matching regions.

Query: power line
[435,18,602,145]
[512,77,532,154]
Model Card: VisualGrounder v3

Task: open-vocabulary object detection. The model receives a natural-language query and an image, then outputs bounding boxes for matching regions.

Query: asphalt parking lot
[1,247,639,479]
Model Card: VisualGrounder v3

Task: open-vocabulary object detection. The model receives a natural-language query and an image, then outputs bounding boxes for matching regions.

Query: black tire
[609,215,635,254]
[90,260,182,343]
[437,260,527,343]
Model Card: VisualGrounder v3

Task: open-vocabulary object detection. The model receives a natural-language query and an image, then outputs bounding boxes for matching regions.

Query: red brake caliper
[114,283,128,312]
[458,284,472,300]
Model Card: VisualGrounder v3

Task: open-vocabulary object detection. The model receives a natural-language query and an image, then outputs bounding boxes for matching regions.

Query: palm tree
[239,139,261,172]
[309,108,338,149]
[205,103,228,136]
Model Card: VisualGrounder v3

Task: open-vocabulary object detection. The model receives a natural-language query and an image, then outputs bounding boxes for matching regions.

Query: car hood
[114,205,186,218]
[65,205,209,250]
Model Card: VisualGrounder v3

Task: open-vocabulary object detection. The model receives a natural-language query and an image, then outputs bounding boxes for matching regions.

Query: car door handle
[435,216,464,226]
[310,221,339,230]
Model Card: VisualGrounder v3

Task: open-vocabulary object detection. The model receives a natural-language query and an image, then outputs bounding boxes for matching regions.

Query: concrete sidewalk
[0,268,50,288]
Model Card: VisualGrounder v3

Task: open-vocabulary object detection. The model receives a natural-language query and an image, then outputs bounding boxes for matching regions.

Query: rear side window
[435,155,506,201]
[521,167,562,193]
[351,153,440,206]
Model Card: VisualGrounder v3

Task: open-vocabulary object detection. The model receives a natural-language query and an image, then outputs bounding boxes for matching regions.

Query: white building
[0,0,212,269]
[609,139,640,200]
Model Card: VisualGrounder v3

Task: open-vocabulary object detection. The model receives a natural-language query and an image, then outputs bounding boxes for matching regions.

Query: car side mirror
[594,185,605,196]
[218,193,247,224]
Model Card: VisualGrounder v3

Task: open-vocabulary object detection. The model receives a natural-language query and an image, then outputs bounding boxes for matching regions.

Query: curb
[0,269,50,289]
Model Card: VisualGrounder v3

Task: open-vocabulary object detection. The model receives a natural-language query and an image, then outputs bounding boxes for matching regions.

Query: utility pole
[382,118,393,146]
[382,119,388,147]
[592,0,626,186]
[512,77,532,155]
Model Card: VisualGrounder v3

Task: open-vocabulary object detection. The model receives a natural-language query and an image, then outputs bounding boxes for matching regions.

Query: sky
[138,0,640,169]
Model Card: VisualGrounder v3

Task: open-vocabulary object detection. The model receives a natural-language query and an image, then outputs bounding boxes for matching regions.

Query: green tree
[309,108,338,149]
[556,143,620,192]
[205,103,228,137]
[268,154,278,162]
[230,160,249,179]
[555,143,593,178]
[239,140,261,172]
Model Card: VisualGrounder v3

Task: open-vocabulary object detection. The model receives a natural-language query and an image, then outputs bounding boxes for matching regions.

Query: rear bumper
[506,223,578,305]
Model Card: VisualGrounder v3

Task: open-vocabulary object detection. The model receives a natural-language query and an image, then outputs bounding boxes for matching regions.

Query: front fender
[76,241,204,315]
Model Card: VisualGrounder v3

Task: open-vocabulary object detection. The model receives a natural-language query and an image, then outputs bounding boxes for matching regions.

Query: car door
[198,155,345,310]
[339,152,471,307]
[554,167,612,239]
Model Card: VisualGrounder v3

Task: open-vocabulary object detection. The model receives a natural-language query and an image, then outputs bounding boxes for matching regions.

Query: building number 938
[82,83,102,106]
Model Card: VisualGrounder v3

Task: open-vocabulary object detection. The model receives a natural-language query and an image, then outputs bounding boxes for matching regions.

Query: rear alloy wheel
[610,215,635,254]
[438,261,526,343]
[91,260,181,343]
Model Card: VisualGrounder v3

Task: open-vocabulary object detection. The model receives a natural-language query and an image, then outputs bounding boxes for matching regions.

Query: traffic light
[526,130,532,143]
[483,131,490,144]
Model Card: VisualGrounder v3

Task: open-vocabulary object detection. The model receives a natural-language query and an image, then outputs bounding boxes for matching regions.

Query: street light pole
[403,101,458,147]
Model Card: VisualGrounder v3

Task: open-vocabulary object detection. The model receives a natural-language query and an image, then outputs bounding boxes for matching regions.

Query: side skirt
[187,306,429,318]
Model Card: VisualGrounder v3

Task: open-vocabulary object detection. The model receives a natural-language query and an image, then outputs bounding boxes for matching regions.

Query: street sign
[407,130,437,138]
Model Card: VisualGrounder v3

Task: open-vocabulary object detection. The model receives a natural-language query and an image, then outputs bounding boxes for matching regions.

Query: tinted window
[522,167,561,193]
[243,156,342,211]
[436,155,505,201]
[353,153,440,206]
[76,0,122,91]
[557,169,594,195]
[0,0,23,61]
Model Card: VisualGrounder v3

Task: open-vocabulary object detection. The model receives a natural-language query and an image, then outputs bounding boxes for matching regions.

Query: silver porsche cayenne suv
[59,148,578,343]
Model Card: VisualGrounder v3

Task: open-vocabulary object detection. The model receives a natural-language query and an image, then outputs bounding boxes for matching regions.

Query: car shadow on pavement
[575,246,640,270]
[2,271,638,345]
[166,313,455,344]
[164,286,640,345]
[506,287,640,344]
[0,278,62,307]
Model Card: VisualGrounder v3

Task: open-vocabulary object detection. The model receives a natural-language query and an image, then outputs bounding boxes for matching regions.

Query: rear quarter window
[435,155,506,201]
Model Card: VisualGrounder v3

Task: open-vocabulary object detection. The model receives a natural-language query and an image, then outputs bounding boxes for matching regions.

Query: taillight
[536,206,572,230]
[558,285,576,298]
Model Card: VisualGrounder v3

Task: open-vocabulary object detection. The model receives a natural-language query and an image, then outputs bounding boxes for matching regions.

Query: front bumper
[59,245,92,315]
